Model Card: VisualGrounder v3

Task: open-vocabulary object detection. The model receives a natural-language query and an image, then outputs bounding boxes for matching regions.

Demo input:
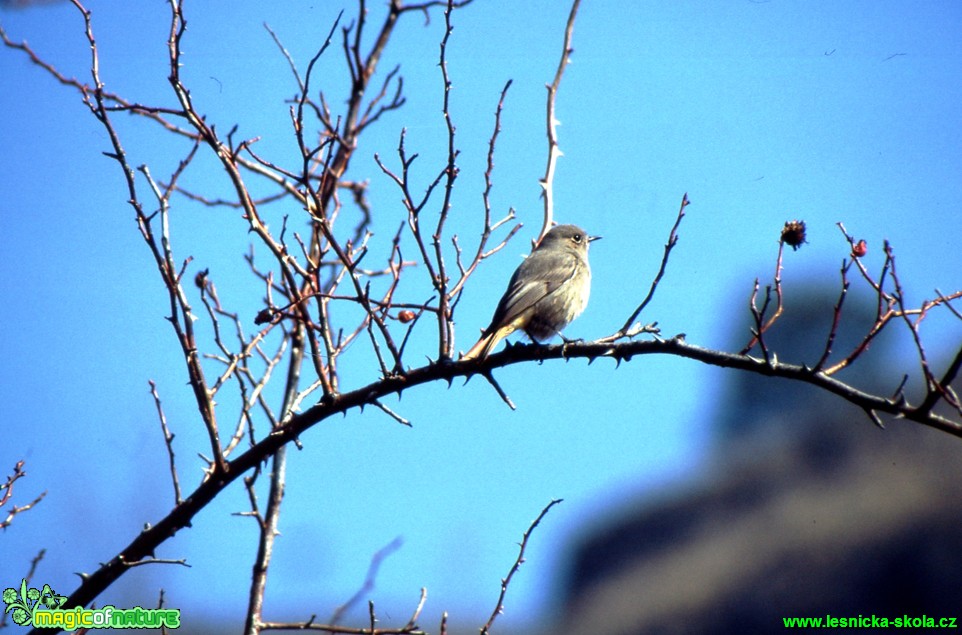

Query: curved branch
[37,333,959,633]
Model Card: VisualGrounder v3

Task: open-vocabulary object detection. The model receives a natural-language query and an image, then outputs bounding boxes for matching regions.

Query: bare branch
[538,0,582,243]
[480,369,516,411]
[148,381,183,506]
[480,499,562,634]
[372,400,413,427]
[329,536,404,627]
[447,79,521,305]
[813,260,852,371]
[740,227,789,355]
[616,193,689,338]
[263,22,305,94]
[0,461,47,531]
[139,164,227,475]
[428,0,461,360]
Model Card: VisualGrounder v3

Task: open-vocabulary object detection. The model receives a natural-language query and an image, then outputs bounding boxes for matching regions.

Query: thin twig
[447,79,519,304]
[740,236,786,355]
[243,322,305,635]
[431,0,461,360]
[538,0,582,243]
[148,381,182,505]
[329,537,405,627]
[617,193,689,337]
[813,260,851,371]
[372,399,413,426]
[0,462,47,531]
[480,370,516,410]
[480,499,563,634]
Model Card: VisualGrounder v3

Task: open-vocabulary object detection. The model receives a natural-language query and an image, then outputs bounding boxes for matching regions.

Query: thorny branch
[480,499,563,634]
[538,0,582,244]
[27,327,960,630]
[448,79,521,305]
[428,0,461,360]
[3,0,960,633]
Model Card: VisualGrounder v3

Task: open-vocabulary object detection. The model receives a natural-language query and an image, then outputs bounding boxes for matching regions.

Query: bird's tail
[461,328,507,361]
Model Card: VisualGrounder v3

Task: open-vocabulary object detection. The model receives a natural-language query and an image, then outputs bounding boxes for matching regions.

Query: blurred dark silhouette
[0,0,68,9]
[552,285,962,634]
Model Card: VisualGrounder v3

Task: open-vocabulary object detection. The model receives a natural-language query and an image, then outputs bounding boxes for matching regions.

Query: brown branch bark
[29,331,960,634]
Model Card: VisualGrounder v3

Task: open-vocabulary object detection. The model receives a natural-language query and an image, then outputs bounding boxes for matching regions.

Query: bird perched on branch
[462,224,600,361]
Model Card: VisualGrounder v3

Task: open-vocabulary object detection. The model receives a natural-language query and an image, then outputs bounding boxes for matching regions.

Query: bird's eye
[572,233,583,242]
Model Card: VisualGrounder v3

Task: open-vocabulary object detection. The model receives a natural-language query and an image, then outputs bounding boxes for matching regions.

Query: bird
[461,224,600,361]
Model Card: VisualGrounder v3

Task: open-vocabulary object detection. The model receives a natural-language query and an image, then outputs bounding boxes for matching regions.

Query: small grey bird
[462,224,600,361]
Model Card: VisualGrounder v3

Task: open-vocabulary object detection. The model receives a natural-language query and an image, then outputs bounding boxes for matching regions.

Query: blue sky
[2,1,961,632]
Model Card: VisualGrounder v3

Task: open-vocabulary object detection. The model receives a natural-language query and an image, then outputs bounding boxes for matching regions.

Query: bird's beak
[589,235,602,242]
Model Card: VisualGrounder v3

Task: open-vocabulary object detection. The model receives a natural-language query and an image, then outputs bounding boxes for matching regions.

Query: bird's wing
[485,251,579,332]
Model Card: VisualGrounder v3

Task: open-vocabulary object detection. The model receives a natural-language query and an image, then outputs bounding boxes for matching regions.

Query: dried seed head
[781,220,807,251]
